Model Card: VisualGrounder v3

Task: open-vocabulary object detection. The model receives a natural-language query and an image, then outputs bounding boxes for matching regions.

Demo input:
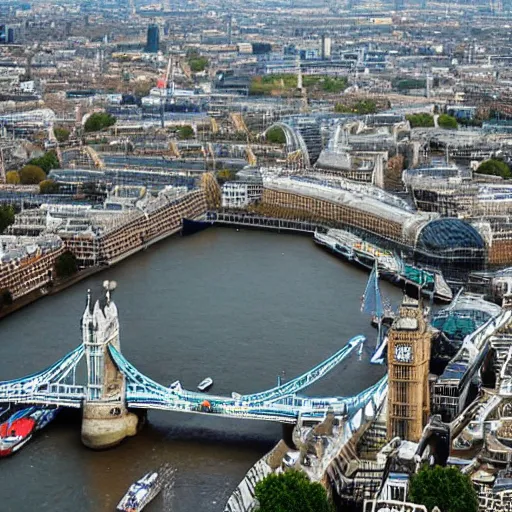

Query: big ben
[387,295,433,443]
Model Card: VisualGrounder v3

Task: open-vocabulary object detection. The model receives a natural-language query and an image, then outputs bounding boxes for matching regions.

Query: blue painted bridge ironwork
[0,288,387,426]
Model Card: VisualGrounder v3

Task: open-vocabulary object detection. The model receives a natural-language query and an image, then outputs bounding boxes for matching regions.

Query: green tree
[321,76,348,93]
[408,465,478,512]
[407,113,435,128]
[19,165,46,185]
[189,56,209,72]
[54,127,70,143]
[5,170,20,185]
[255,470,334,512]
[55,251,78,278]
[84,112,117,133]
[0,205,15,233]
[476,159,512,179]
[438,114,458,129]
[178,125,195,140]
[29,151,60,173]
[186,49,209,72]
[39,179,60,194]
[266,126,286,144]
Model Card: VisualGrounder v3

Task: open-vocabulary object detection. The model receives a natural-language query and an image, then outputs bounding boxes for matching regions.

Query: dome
[416,218,485,259]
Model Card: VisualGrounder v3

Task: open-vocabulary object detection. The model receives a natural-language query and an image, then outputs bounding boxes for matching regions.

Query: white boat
[116,471,162,512]
[197,377,213,392]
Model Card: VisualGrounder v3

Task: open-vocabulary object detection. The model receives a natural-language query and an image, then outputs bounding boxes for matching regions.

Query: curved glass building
[415,218,486,266]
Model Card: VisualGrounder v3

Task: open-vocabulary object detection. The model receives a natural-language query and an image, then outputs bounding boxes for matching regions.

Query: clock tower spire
[387,295,433,443]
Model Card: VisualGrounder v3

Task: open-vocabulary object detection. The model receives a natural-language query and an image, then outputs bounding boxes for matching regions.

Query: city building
[221,181,263,208]
[145,24,160,53]
[321,35,332,60]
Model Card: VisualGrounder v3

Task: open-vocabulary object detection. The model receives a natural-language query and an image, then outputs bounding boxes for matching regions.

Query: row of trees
[5,150,60,192]
[407,113,435,128]
[406,113,458,129]
[254,465,478,512]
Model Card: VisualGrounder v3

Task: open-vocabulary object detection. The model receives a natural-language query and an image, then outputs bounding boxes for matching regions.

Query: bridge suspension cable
[232,335,365,405]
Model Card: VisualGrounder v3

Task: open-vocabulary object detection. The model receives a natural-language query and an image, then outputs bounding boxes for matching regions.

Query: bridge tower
[81,281,139,449]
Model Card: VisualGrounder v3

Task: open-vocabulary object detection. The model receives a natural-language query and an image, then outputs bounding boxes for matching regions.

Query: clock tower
[387,295,433,443]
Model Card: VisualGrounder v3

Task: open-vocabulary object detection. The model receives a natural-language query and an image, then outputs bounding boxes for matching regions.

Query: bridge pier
[80,283,143,449]
[81,402,139,450]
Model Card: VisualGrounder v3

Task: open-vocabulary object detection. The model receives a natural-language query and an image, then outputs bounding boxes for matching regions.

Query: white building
[221,181,263,208]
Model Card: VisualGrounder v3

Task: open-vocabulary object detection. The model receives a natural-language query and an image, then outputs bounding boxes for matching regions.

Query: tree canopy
[54,127,70,143]
[186,49,209,73]
[178,125,195,140]
[0,205,15,234]
[39,179,60,194]
[19,165,46,185]
[29,150,60,174]
[5,170,20,185]
[407,113,435,128]
[438,114,458,129]
[84,112,117,133]
[266,126,286,144]
[408,465,478,512]
[476,159,512,179]
[254,470,334,512]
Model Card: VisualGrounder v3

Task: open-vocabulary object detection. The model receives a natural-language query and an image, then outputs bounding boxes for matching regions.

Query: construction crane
[156,55,174,128]
[157,54,173,90]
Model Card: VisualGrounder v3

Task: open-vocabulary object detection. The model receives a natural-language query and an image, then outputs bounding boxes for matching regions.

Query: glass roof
[416,218,485,253]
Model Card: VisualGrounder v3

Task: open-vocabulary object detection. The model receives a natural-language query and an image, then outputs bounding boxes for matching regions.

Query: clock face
[395,344,412,363]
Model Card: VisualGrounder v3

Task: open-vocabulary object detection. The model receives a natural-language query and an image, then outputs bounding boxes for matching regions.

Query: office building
[145,24,159,53]
[321,35,332,60]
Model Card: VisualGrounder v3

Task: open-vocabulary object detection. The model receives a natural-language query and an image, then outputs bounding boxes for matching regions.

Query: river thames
[0,228,400,512]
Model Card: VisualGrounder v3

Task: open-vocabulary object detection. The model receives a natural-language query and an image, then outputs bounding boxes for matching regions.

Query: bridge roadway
[0,334,384,424]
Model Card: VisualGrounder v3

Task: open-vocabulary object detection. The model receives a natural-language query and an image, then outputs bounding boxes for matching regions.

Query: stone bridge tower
[81,281,138,449]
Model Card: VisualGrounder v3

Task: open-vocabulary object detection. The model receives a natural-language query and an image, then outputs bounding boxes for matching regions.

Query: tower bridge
[0,281,386,449]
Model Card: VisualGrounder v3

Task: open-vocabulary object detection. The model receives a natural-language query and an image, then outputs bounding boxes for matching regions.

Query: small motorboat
[0,406,59,457]
[197,377,213,392]
[117,471,162,512]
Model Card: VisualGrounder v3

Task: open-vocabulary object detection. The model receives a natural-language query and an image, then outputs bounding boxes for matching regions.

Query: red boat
[0,407,58,457]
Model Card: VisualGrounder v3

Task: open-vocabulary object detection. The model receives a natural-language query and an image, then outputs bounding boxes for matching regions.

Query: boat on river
[0,406,59,457]
[314,228,452,303]
[197,377,213,392]
[117,471,162,512]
